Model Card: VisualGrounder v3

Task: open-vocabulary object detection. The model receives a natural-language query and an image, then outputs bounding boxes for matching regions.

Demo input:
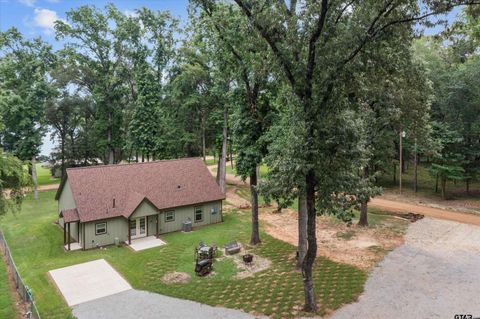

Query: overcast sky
[0,0,462,156]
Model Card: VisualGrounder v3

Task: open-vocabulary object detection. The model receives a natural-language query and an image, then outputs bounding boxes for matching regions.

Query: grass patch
[36,163,60,186]
[336,230,356,241]
[378,163,480,202]
[0,190,367,318]
[0,255,16,319]
[204,158,217,166]
[226,164,269,177]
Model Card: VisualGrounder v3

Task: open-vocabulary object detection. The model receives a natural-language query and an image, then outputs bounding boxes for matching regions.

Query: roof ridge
[66,157,203,171]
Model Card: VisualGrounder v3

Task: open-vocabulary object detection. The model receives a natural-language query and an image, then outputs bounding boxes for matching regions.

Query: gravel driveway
[331,217,480,319]
[73,290,262,319]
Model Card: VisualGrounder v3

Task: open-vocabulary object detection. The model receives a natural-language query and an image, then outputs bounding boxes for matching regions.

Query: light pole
[399,130,406,194]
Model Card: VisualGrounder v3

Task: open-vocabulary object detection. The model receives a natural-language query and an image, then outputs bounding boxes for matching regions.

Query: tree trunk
[358,166,369,227]
[201,112,206,161]
[229,136,234,169]
[32,156,38,200]
[413,140,418,193]
[441,177,447,200]
[302,170,317,312]
[466,179,470,194]
[296,192,307,270]
[128,147,133,164]
[217,105,227,194]
[393,164,396,184]
[108,111,114,164]
[61,134,66,179]
[435,173,439,193]
[250,169,261,245]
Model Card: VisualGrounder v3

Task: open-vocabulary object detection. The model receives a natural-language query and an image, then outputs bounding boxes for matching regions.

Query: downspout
[128,218,131,245]
[82,222,85,250]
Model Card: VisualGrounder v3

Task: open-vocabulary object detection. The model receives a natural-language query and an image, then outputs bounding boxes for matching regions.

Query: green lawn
[226,163,269,176]
[377,163,480,202]
[204,158,218,166]
[0,190,367,318]
[36,163,60,186]
[0,255,17,319]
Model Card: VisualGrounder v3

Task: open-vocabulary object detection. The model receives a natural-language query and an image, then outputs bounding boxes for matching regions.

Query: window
[165,211,175,222]
[95,222,107,235]
[194,206,203,223]
[211,205,219,215]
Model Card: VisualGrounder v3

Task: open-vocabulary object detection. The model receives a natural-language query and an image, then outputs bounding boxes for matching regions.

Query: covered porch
[60,208,81,251]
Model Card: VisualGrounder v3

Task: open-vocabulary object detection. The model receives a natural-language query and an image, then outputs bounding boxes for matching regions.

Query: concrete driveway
[73,290,262,319]
[49,259,132,306]
[331,218,480,319]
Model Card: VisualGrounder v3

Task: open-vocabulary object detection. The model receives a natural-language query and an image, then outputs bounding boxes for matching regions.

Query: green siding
[58,179,76,229]
[58,179,76,214]
[83,217,128,249]
[159,201,222,234]
[78,200,223,249]
[131,200,158,219]
[147,215,158,236]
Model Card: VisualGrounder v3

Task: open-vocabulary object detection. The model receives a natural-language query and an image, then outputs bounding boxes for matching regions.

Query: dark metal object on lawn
[224,240,241,255]
[195,242,217,261]
[195,258,213,276]
[182,220,192,232]
[243,253,253,265]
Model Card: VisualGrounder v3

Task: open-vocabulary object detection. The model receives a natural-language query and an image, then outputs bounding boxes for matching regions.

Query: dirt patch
[381,190,480,214]
[370,197,480,226]
[225,186,251,209]
[161,272,191,284]
[260,209,408,270]
[225,253,272,279]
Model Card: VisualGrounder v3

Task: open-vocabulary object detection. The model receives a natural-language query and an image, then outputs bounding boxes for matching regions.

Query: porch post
[156,214,159,238]
[67,222,71,251]
[63,222,66,245]
[128,218,131,245]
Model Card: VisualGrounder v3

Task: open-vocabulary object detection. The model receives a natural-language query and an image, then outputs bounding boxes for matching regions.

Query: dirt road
[370,197,480,226]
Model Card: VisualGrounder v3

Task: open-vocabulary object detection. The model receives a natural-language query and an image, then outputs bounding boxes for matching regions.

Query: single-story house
[56,158,225,250]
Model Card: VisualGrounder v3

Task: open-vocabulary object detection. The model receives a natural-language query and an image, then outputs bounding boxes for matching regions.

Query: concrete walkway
[73,290,263,319]
[330,217,480,319]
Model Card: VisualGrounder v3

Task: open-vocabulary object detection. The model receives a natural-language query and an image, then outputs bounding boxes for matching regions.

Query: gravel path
[73,290,263,319]
[330,217,480,319]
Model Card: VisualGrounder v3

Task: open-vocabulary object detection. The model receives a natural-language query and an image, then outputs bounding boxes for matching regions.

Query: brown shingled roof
[58,158,225,223]
[60,208,79,223]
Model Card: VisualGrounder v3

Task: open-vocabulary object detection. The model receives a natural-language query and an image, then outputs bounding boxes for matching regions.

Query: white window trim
[165,210,175,222]
[95,222,107,235]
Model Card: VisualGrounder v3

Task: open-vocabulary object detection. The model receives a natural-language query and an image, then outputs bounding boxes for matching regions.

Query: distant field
[36,163,60,186]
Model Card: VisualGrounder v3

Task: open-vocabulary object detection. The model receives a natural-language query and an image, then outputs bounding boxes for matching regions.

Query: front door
[130,217,147,239]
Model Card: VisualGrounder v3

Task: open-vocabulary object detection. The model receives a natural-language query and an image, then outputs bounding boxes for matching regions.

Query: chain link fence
[0,231,41,319]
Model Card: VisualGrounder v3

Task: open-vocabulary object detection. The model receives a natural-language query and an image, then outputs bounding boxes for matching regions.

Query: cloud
[33,8,61,34]
[46,0,60,2]
[124,9,139,18]
[18,0,35,6]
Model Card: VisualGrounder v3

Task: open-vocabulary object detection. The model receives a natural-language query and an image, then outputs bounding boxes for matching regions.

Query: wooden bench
[224,241,241,255]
